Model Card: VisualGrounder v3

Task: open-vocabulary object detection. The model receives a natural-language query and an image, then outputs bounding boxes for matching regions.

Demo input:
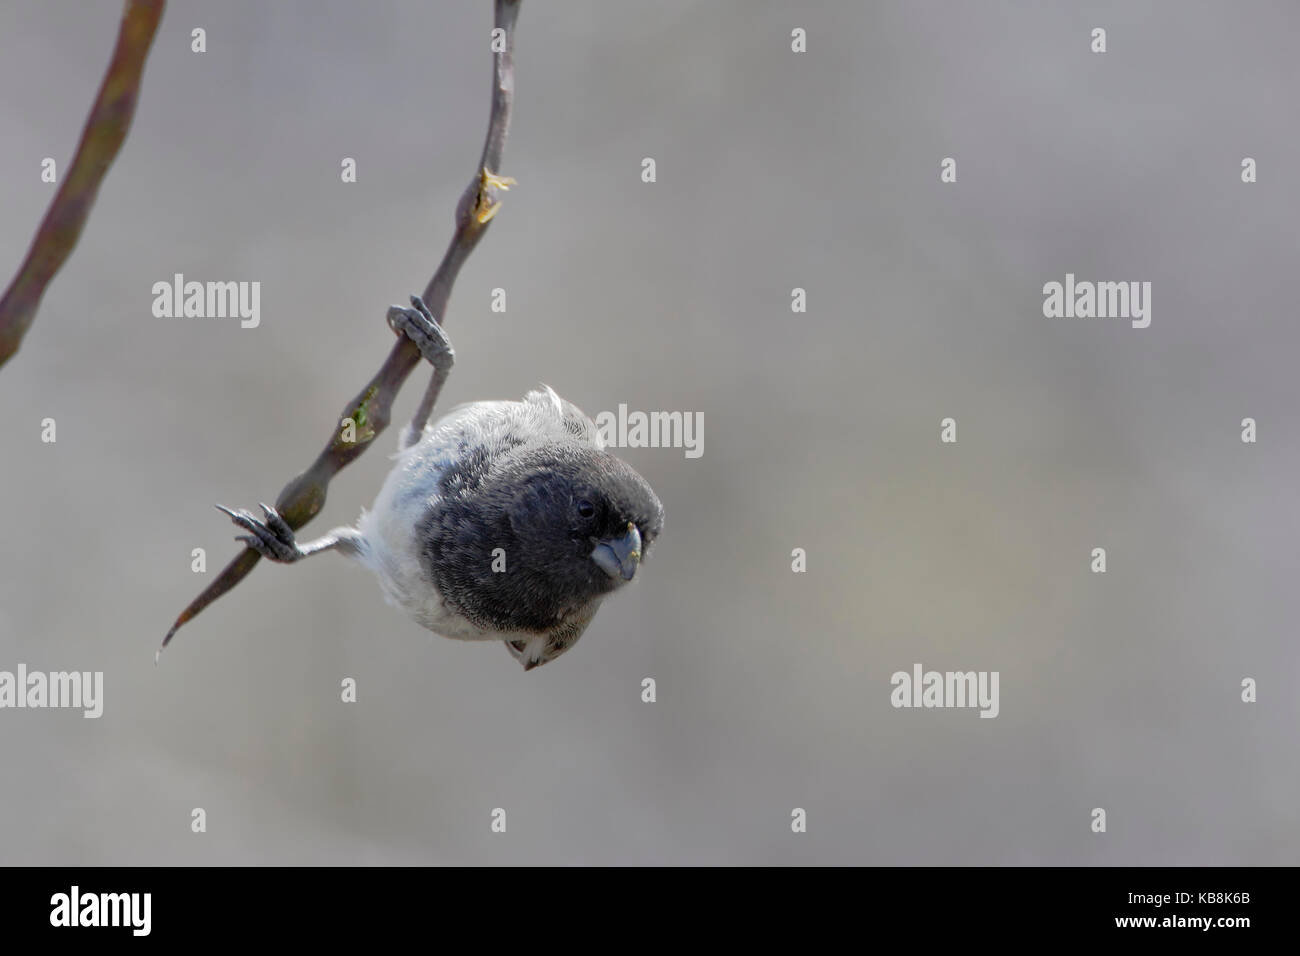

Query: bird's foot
[217,503,306,563]
[387,295,454,372]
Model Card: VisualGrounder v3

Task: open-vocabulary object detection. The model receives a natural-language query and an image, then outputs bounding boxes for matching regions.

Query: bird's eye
[576,499,595,519]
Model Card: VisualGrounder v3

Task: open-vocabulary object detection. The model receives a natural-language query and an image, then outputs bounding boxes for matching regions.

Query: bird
[217,296,663,670]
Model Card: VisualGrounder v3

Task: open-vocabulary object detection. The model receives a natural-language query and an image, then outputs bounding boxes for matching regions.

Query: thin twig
[0,0,165,369]
[410,0,517,433]
[159,0,523,654]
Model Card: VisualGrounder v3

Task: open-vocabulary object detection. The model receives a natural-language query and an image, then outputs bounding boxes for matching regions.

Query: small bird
[218,296,663,670]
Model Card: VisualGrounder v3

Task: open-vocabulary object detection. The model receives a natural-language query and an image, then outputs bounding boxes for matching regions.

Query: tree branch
[0,0,165,369]
[160,0,523,654]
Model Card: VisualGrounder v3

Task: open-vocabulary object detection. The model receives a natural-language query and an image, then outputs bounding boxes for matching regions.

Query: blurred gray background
[1,0,1296,865]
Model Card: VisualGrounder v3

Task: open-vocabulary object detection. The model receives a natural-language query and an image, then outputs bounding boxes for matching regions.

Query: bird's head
[504,445,663,601]
[418,442,663,662]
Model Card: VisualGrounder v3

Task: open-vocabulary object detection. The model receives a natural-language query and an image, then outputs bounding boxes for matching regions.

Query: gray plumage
[225,386,663,670]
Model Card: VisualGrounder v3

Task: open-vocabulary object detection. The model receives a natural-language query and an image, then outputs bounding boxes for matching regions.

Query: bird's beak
[591,522,642,581]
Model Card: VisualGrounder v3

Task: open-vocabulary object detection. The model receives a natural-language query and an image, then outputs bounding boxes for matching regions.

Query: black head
[505,444,664,591]
[421,442,663,636]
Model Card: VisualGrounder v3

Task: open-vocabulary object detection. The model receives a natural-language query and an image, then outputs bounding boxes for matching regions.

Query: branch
[159,0,523,654]
[0,0,165,368]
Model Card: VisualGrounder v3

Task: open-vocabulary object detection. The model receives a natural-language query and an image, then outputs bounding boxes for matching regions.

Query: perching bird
[218,296,663,670]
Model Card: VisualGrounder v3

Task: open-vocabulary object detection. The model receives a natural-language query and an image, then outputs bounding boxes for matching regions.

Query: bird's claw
[387,295,454,372]
[217,502,303,563]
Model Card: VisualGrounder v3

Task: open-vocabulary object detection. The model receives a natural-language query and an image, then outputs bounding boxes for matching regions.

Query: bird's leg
[388,295,455,450]
[217,503,364,563]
